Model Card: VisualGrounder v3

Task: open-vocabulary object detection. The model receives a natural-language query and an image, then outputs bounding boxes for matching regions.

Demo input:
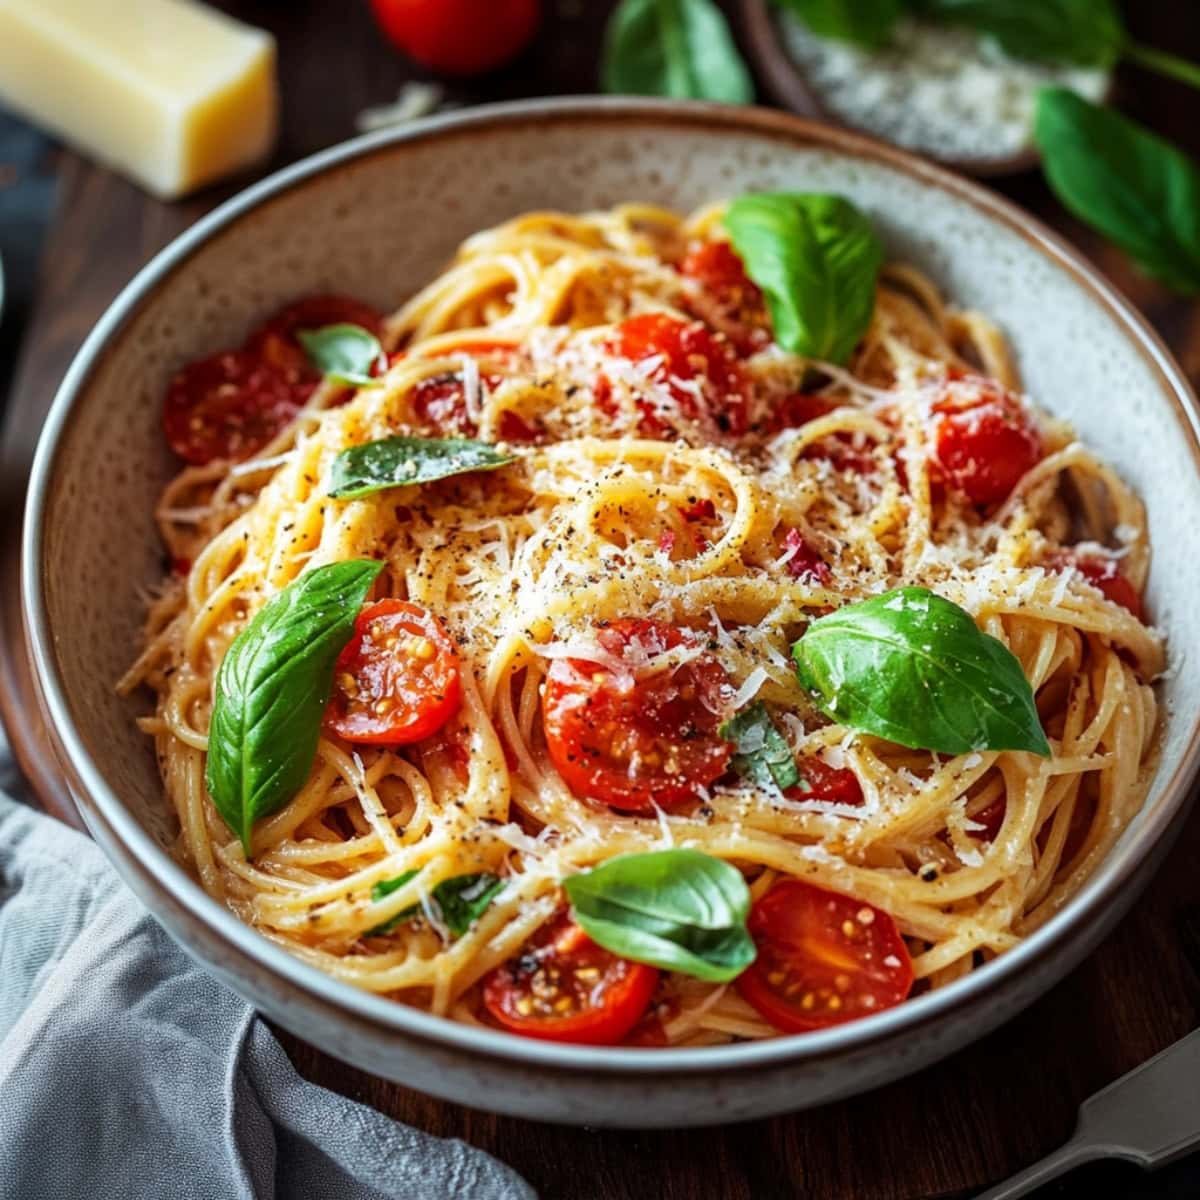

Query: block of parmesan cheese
[0,0,278,199]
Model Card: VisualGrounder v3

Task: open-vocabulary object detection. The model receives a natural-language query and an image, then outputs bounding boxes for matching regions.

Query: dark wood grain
[2,3,1199,1197]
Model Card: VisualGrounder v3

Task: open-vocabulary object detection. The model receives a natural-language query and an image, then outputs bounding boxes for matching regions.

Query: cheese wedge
[0,0,278,199]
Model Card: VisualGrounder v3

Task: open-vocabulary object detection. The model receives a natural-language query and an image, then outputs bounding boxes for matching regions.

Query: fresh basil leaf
[434,873,506,936]
[330,436,516,500]
[601,0,754,104]
[723,193,883,365]
[206,559,383,855]
[719,701,802,791]
[792,586,1051,756]
[368,871,504,937]
[563,848,756,983]
[910,0,1124,67]
[774,0,903,50]
[297,323,385,387]
[1035,89,1200,296]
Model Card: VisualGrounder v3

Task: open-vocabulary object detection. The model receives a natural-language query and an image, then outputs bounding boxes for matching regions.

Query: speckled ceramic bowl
[22,99,1200,1127]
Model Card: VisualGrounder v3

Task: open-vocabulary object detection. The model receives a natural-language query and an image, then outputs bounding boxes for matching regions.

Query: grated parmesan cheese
[777,13,1109,161]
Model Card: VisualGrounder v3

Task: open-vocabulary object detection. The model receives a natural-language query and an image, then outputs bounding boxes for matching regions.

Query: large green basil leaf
[297,323,385,387]
[330,436,515,500]
[369,871,504,937]
[792,586,1051,756]
[909,0,1124,66]
[205,559,383,854]
[563,848,755,982]
[774,0,903,49]
[719,701,802,790]
[601,0,754,104]
[1035,89,1200,296]
[722,193,883,365]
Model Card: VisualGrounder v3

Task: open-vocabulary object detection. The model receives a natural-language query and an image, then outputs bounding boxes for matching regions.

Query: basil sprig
[910,0,1123,66]
[206,560,383,854]
[1035,90,1200,296]
[774,0,903,50]
[563,849,755,982]
[792,586,1051,757]
[723,193,883,365]
[369,870,504,937]
[298,323,385,387]
[601,0,753,104]
[330,435,515,500]
[719,701,802,791]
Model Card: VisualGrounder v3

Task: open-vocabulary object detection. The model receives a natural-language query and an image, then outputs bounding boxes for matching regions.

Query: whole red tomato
[369,0,541,75]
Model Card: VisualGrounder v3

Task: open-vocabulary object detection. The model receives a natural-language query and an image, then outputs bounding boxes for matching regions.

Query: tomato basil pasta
[120,197,1163,1047]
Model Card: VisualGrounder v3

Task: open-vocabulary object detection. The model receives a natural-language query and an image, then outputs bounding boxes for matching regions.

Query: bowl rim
[22,95,1200,1075]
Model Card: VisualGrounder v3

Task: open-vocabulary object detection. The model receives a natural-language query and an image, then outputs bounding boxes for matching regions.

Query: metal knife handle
[973,1141,1102,1200]
[975,1028,1200,1200]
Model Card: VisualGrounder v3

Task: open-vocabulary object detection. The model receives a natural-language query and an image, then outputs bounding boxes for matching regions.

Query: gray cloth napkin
[0,785,536,1200]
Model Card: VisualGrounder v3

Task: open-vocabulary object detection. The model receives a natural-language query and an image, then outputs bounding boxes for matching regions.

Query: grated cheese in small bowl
[776,13,1110,167]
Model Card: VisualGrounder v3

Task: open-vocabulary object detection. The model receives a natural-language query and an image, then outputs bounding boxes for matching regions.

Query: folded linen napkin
[0,783,536,1200]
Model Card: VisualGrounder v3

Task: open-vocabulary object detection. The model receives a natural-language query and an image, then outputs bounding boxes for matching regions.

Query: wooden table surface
[2,3,1200,1197]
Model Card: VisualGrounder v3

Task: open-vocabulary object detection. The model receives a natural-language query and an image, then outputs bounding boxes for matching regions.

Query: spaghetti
[121,202,1163,1047]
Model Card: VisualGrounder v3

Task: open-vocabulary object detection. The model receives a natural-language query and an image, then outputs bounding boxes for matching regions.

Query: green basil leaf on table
[329,435,516,500]
[773,0,904,50]
[722,193,883,365]
[298,323,385,387]
[908,0,1123,66]
[369,870,504,937]
[601,0,754,104]
[563,848,756,982]
[792,586,1051,756]
[205,559,383,855]
[719,700,802,791]
[1034,89,1200,296]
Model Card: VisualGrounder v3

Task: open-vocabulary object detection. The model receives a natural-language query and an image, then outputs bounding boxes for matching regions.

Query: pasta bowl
[21,98,1200,1126]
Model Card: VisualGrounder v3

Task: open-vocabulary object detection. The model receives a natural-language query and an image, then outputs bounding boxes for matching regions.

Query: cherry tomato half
[325,600,460,745]
[737,880,912,1033]
[781,528,832,586]
[1044,550,1144,621]
[769,392,879,474]
[542,618,734,813]
[787,758,864,807]
[246,294,385,379]
[162,350,306,465]
[408,342,536,441]
[369,0,541,76]
[597,313,750,439]
[930,375,1042,507]
[483,914,658,1044]
[679,240,770,355]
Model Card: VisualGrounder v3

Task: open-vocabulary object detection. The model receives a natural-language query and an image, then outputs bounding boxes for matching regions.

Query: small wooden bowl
[738,0,1043,178]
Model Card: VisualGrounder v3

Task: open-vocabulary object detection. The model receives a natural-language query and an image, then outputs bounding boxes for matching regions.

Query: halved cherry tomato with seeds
[679,240,770,355]
[787,759,864,807]
[483,914,658,1044]
[1043,550,1144,621]
[325,600,460,745]
[162,294,385,465]
[930,375,1042,507]
[596,313,750,439]
[162,351,307,465]
[542,617,734,813]
[246,295,384,379]
[737,880,912,1033]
